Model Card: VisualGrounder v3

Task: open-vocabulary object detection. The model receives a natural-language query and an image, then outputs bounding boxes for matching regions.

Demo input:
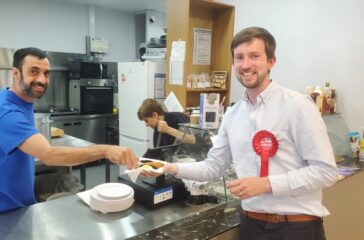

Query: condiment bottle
[359,127,364,162]
[330,88,337,114]
[311,86,324,114]
[322,82,332,115]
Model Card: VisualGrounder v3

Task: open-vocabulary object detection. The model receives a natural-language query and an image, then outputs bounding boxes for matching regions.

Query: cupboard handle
[74,122,82,126]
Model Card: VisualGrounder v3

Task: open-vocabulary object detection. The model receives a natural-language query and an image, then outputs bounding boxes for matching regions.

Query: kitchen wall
[0,0,135,62]
[219,0,364,131]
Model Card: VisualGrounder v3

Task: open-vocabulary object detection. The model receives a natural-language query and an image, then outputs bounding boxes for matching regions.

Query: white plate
[94,183,132,200]
[90,187,134,213]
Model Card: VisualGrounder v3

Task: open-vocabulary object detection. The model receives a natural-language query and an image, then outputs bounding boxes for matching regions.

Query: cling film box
[199,93,220,129]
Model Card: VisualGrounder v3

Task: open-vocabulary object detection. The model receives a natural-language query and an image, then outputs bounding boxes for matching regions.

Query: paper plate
[90,186,134,213]
[94,183,133,200]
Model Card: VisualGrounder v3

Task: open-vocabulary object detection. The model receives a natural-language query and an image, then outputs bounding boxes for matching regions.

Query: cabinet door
[51,118,106,144]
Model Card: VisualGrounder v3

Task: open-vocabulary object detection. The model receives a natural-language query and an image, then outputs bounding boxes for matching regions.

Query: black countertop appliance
[118,144,187,208]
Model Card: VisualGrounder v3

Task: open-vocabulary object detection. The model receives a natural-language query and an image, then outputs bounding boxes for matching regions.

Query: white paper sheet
[170,60,184,85]
[124,168,143,183]
[77,190,93,207]
[169,40,186,86]
[164,91,184,112]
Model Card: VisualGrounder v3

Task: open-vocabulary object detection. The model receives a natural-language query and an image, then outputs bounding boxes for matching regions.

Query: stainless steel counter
[0,194,240,240]
[51,114,113,144]
[51,134,94,147]
[35,134,94,166]
[22,134,242,239]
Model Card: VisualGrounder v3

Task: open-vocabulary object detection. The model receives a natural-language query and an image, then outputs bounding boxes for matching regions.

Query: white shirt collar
[241,80,279,104]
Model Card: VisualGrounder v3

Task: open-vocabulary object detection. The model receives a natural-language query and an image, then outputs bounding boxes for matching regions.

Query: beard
[237,70,268,89]
[19,74,48,99]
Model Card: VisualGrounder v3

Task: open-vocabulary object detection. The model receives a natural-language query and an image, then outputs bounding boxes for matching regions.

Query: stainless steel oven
[69,79,114,115]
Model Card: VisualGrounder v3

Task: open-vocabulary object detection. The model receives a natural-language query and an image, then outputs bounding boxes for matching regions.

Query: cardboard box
[199,93,220,129]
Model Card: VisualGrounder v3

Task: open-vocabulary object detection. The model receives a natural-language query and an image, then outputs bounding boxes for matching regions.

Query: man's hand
[106,146,139,169]
[226,177,272,200]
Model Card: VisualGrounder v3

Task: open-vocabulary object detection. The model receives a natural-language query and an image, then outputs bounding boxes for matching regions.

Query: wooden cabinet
[323,170,364,240]
[166,0,235,109]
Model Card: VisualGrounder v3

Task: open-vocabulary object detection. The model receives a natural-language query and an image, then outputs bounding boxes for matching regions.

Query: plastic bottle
[311,86,324,114]
[359,127,364,162]
[322,82,332,115]
[330,87,337,114]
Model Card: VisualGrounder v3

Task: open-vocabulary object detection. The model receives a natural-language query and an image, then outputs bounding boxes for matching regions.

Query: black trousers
[239,215,326,240]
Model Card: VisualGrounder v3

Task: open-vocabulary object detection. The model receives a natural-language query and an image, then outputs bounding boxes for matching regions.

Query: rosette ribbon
[252,130,278,177]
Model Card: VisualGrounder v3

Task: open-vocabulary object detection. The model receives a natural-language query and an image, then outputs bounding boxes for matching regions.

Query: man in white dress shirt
[158,27,338,240]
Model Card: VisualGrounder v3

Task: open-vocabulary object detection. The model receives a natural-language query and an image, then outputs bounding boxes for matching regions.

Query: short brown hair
[231,27,276,60]
[137,98,164,120]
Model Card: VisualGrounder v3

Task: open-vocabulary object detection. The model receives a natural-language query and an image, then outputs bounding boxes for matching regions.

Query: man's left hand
[226,177,272,200]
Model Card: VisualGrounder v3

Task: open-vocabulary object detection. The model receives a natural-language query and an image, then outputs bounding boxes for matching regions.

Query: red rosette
[252,130,279,177]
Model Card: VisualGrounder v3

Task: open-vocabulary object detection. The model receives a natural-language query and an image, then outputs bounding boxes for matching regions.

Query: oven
[69,79,114,115]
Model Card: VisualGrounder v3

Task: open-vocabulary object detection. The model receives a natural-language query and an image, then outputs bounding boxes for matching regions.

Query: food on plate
[141,165,154,171]
[140,160,164,169]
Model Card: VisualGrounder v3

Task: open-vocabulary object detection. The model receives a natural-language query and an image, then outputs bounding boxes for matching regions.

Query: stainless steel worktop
[51,134,94,147]
[51,115,110,144]
[25,134,241,239]
[35,134,94,166]
[0,193,240,240]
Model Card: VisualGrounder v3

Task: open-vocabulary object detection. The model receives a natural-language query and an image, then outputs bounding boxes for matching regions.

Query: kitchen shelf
[187,88,228,93]
[166,0,235,109]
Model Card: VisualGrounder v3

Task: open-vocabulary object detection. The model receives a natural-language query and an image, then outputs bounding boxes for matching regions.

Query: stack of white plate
[90,183,134,213]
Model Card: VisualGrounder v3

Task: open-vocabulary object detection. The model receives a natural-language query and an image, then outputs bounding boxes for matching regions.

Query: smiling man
[13,50,50,100]
[158,27,338,240]
[0,48,138,213]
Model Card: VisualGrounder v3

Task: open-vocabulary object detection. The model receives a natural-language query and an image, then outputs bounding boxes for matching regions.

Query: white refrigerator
[117,61,166,174]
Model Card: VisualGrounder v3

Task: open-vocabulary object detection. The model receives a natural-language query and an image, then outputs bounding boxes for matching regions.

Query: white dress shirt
[176,81,338,217]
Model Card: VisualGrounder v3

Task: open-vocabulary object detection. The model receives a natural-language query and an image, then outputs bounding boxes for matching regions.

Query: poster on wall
[193,28,212,65]
[154,73,166,99]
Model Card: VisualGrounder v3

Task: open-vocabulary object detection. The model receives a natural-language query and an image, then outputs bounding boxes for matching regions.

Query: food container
[190,110,200,125]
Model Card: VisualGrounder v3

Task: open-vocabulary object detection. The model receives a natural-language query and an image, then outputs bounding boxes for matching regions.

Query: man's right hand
[106,146,139,169]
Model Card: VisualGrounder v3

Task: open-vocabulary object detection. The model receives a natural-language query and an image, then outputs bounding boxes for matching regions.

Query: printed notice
[169,40,186,85]
[193,28,212,65]
[154,73,166,99]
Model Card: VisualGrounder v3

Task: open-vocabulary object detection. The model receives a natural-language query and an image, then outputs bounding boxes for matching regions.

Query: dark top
[153,112,189,147]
